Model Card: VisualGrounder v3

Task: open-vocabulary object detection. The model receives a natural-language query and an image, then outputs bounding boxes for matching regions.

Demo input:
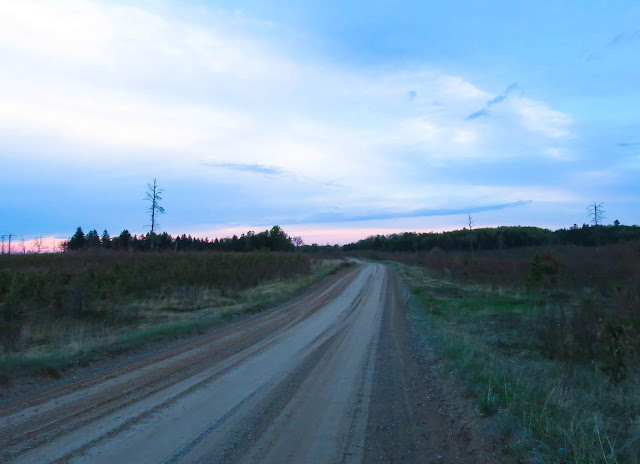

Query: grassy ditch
[0,253,348,380]
[398,263,640,464]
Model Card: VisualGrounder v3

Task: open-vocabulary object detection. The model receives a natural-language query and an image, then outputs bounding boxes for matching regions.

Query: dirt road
[0,263,504,463]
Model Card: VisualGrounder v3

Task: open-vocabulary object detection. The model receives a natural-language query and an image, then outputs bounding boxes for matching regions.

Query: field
[3,243,639,462]
[0,252,345,379]
[388,241,640,463]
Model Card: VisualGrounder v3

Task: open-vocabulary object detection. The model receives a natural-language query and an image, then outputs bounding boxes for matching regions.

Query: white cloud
[0,1,116,63]
[0,79,247,153]
[510,97,573,138]
[452,129,477,145]
[543,146,574,160]
[0,0,579,232]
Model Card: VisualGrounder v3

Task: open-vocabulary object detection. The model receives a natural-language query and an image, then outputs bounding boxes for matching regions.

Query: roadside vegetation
[388,241,640,463]
[0,252,347,380]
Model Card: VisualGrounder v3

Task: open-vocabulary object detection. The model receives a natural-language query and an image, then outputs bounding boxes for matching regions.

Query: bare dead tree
[145,178,165,234]
[20,235,26,254]
[33,235,46,253]
[292,236,304,247]
[6,233,14,254]
[57,240,67,253]
[587,202,605,226]
[467,213,475,253]
[587,202,606,246]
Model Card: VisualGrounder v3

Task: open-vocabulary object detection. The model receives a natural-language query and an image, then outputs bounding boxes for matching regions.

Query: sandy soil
[0,263,509,463]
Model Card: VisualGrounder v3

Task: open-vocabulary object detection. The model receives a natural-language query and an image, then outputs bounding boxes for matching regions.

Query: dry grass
[400,263,640,464]
[0,256,348,378]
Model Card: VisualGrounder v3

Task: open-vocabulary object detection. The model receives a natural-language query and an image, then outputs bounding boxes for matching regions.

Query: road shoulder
[364,266,513,463]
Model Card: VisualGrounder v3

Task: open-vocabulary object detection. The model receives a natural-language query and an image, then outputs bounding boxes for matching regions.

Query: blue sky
[1,0,639,245]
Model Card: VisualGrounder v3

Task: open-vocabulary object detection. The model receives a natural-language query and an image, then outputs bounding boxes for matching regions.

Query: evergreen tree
[101,229,111,248]
[117,229,132,250]
[68,227,86,250]
[158,232,173,249]
[86,229,101,249]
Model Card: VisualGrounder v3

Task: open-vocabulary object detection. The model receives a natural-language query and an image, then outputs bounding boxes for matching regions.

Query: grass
[0,257,348,379]
[397,263,640,464]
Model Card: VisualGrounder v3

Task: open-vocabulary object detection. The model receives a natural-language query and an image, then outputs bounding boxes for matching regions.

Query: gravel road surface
[0,262,504,463]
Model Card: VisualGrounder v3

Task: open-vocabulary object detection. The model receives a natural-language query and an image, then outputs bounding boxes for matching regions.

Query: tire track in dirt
[1,265,360,416]
[163,320,352,464]
[60,273,376,464]
[364,267,511,464]
[0,265,362,462]
[2,263,508,464]
[174,272,379,464]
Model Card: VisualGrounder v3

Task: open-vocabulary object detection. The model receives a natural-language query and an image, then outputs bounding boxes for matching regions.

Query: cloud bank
[0,0,597,241]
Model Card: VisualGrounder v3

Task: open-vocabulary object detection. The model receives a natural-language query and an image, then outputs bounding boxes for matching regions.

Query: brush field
[0,252,345,379]
[392,242,640,463]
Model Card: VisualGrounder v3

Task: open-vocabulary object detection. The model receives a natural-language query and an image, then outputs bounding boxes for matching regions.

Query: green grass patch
[0,315,223,377]
[397,263,640,464]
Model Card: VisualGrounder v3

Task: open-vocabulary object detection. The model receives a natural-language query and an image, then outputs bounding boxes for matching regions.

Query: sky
[1,0,639,247]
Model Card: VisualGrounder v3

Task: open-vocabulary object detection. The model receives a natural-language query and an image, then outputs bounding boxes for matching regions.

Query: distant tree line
[64,225,296,252]
[342,223,640,252]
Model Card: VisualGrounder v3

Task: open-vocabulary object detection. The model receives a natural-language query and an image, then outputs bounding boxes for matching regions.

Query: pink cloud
[2,236,66,254]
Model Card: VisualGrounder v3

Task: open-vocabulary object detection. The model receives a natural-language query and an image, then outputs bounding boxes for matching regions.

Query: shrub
[0,252,312,352]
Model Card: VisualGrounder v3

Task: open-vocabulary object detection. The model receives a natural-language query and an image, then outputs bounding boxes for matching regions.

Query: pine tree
[68,227,86,250]
[86,229,100,249]
[101,230,111,248]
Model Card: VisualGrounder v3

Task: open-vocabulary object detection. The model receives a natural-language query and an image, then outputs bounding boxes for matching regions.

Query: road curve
[1,263,404,463]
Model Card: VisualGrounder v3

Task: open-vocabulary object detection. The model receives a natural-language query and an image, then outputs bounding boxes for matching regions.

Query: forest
[343,223,640,252]
[62,225,297,252]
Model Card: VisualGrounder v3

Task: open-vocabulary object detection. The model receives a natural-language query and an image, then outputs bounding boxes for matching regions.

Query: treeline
[64,225,296,252]
[343,224,640,252]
